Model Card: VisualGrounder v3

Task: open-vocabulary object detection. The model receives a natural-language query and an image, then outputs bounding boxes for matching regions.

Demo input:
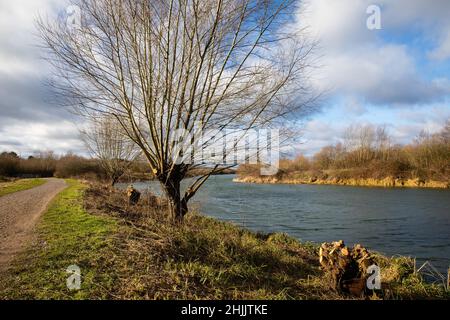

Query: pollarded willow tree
[81,116,141,186]
[39,0,318,221]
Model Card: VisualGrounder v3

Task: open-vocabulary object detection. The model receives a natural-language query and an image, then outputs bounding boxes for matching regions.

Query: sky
[0,0,449,157]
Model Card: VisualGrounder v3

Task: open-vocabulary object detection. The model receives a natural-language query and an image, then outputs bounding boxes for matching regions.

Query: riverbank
[233,175,449,189]
[0,180,448,299]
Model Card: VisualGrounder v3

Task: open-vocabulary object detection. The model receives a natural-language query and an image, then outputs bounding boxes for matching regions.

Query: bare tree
[38,0,318,221]
[440,118,450,143]
[81,116,140,186]
[343,124,376,164]
[375,125,391,161]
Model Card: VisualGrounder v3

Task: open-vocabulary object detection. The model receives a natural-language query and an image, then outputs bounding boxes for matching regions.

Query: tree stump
[126,185,141,205]
[319,240,376,296]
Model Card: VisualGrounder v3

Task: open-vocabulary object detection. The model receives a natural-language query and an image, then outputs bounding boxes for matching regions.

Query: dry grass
[83,184,335,299]
[81,184,448,300]
[1,181,448,300]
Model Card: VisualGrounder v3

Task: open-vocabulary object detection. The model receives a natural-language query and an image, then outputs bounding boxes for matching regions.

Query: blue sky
[292,0,450,155]
[0,0,449,156]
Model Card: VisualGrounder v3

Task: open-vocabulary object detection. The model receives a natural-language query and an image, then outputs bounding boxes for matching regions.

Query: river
[121,174,450,274]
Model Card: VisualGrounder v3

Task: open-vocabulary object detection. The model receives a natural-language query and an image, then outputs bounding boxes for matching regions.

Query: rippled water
[121,174,450,273]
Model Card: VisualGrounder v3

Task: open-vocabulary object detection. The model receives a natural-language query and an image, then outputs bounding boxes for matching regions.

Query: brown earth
[0,178,66,271]
[233,176,449,188]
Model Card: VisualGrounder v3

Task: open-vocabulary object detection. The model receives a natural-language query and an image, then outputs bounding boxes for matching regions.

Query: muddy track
[0,178,67,271]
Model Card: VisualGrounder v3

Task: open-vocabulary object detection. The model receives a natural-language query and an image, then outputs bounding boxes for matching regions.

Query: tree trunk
[161,178,188,222]
[111,170,124,187]
[111,175,119,187]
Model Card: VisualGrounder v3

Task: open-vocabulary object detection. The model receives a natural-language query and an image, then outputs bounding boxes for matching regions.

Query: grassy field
[0,180,118,299]
[0,180,448,300]
[0,178,46,197]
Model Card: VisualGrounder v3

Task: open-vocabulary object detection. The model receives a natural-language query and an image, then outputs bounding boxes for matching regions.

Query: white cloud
[0,120,84,156]
[380,0,450,61]
[428,30,450,61]
[290,0,450,155]
[0,0,449,156]
[0,0,84,155]
[296,0,376,51]
[295,0,450,105]
[0,0,60,75]
[299,102,450,155]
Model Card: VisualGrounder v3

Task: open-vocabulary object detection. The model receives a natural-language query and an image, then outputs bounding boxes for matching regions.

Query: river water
[122,174,450,274]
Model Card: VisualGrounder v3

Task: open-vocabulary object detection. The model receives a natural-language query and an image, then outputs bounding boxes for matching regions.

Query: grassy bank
[0,178,46,197]
[0,180,448,299]
[233,174,449,189]
[0,180,118,299]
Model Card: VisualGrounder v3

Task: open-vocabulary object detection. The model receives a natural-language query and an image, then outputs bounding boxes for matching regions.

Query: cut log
[318,240,376,296]
[126,185,141,205]
[342,278,366,296]
[341,248,349,256]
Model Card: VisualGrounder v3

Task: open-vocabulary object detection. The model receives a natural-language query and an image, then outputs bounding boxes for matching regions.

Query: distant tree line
[0,150,150,184]
[239,120,450,182]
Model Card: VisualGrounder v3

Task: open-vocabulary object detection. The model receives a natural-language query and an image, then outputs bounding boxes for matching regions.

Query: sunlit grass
[0,178,46,197]
[0,180,118,299]
[1,180,448,300]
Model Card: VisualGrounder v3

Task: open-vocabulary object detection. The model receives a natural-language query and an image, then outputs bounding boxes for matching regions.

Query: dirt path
[0,178,67,271]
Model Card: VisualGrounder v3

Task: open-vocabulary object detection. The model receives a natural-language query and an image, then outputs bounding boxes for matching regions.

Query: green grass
[115,214,448,300]
[0,180,118,299]
[0,178,46,197]
[116,214,326,300]
[1,181,448,300]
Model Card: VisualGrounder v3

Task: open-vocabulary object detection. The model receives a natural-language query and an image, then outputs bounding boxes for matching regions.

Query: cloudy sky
[0,0,449,156]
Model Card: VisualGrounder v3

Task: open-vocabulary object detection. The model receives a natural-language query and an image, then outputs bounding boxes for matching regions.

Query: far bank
[233,175,449,189]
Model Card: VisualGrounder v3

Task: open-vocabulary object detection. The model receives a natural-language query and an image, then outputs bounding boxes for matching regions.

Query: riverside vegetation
[0,151,234,187]
[237,123,450,188]
[0,180,448,300]
[0,151,154,183]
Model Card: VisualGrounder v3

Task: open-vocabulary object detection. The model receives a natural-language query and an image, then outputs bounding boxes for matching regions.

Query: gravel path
[0,178,67,270]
